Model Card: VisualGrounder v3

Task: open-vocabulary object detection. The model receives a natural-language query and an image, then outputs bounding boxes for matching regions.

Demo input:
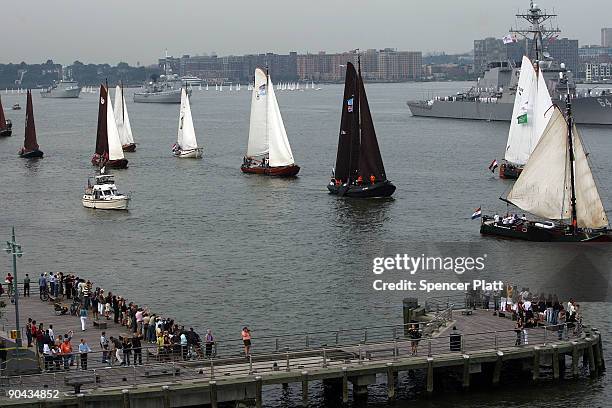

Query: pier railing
[0,323,585,393]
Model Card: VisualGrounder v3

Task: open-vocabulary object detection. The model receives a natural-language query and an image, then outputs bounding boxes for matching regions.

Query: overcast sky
[2,0,610,65]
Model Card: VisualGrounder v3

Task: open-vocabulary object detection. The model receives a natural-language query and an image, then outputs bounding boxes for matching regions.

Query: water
[0,83,610,406]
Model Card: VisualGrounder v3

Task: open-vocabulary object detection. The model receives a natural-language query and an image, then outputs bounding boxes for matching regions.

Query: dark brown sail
[357,73,386,182]
[334,62,359,182]
[95,85,109,156]
[23,90,38,151]
[0,95,6,130]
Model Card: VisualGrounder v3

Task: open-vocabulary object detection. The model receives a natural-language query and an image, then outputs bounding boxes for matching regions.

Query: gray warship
[407,2,612,126]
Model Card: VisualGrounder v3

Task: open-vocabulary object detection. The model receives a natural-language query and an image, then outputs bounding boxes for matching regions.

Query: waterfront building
[602,28,612,47]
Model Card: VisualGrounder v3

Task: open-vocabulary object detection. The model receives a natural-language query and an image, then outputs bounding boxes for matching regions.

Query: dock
[0,291,606,407]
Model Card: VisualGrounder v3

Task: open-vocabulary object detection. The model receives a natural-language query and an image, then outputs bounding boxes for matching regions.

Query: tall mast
[121,81,125,122]
[565,81,578,233]
[266,66,269,158]
[510,1,560,61]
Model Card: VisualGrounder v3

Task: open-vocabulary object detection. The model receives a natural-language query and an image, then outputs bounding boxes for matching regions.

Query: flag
[347,97,354,112]
[471,207,482,220]
[517,113,528,124]
[488,159,498,172]
[502,34,517,44]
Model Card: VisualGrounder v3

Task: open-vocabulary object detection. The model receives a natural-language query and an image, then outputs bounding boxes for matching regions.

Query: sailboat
[172,88,203,158]
[481,88,611,242]
[91,85,128,168]
[327,59,395,198]
[241,68,300,177]
[18,90,43,158]
[114,84,136,152]
[0,94,12,137]
[499,56,552,179]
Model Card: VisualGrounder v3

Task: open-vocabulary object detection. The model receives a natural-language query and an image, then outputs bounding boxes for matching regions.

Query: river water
[0,82,610,406]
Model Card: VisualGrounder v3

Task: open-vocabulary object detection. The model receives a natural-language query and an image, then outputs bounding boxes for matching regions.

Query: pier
[0,290,606,407]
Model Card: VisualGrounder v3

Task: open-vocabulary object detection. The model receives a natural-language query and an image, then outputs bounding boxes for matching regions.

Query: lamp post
[5,227,23,348]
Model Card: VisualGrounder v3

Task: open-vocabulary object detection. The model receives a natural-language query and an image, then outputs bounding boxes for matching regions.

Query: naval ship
[407,2,612,126]
[40,68,81,98]
[133,74,190,103]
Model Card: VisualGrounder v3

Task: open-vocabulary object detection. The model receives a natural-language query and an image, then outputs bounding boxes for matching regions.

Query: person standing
[23,274,30,297]
[241,327,252,356]
[49,273,56,299]
[100,332,109,364]
[38,273,47,300]
[79,305,88,331]
[205,329,215,358]
[132,334,142,365]
[48,324,55,344]
[60,337,73,370]
[79,339,91,370]
[5,273,14,298]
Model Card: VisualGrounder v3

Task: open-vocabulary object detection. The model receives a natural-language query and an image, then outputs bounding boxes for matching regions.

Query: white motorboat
[82,173,130,210]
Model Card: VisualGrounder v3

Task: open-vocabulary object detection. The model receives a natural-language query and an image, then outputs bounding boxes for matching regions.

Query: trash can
[449,330,461,351]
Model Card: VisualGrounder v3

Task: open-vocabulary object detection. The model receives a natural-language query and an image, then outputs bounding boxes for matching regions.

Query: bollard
[255,376,263,408]
[426,357,434,394]
[301,371,309,406]
[209,381,218,408]
[122,389,130,408]
[386,362,395,400]
[462,355,470,388]
[342,367,349,404]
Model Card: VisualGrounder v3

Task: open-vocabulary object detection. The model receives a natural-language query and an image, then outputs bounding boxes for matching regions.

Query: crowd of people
[0,271,255,372]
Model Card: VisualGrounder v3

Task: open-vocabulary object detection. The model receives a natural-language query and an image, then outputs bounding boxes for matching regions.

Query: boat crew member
[357,175,363,185]
[370,175,376,184]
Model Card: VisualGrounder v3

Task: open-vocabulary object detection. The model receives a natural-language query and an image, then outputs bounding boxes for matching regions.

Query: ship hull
[327,180,396,198]
[134,90,183,103]
[499,162,522,179]
[407,95,612,125]
[82,196,129,210]
[40,88,81,98]
[174,148,203,159]
[241,164,300,177]
[19,149,44,158]
[480,219,612,242]
[0,129,11,137]
[91,156,128,169]
[122,143,136,152]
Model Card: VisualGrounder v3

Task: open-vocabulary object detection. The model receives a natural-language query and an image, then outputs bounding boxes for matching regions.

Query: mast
[565,83,578,232]
[510,1,560,61]
[347,50,361,184]
[266,66,269,160]
[121,81,125,122]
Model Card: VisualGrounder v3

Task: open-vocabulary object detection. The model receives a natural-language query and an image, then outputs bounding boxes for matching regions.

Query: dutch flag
[488,159,498,173]
[471,207,482,220]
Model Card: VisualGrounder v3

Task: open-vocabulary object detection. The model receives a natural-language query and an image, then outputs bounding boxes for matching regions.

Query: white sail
[267,79,295,166]
[572,124,609,228]
[177,88,198,150]
[106,90,125,161]
[507,107,608,228]
[504,56,552,166]
[246,68,269,158]
[114,86,134,145]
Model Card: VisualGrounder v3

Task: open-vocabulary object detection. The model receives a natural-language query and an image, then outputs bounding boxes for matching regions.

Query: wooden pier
[0,294,606,407]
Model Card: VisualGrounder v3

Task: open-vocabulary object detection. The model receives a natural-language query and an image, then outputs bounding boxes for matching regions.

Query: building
[474,38,507,74]
[602,28,612,47]
[546,38,579,74]
[585,62,612,82]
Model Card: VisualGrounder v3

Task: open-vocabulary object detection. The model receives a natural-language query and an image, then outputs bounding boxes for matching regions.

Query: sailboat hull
[122,143,136,152]
[91,156,128,169]
[0,129,11,137]
[480,218,612,242]
[174,148,203,159]
[241,164,300,177]
[19,149,43,158]
[499,162,522,179]
[327,180,396,198]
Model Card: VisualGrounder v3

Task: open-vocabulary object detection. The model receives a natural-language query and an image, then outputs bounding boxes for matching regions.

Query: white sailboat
[206,83,209,91]
[499,56,552,178]
[114,85,136,151]
[173,88,202,158]
[241,68,299,176]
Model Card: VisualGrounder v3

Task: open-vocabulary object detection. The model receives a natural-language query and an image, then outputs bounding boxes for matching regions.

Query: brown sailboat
[91,85,128,169]
[327,58,395,198]
[0,94,12,137]
[18,90,43,158]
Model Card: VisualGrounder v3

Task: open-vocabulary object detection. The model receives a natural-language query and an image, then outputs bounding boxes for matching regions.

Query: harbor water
[0,82,610,406]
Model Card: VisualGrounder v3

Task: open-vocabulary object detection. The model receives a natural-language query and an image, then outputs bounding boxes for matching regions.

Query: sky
[1,0,610,66]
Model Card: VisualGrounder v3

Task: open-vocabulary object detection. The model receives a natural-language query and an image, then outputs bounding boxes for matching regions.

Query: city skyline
[2,0,611,65]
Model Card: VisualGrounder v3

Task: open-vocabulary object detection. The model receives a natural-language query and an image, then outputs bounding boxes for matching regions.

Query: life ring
[521,227,527,233]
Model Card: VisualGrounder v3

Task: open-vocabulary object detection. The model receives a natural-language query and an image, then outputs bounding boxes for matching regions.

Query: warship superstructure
[407,2,612,125]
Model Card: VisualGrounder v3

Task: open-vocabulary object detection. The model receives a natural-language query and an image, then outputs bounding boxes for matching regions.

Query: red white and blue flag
[347,97,354,113]
[488,159,498,173]
[471,207,482,219]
